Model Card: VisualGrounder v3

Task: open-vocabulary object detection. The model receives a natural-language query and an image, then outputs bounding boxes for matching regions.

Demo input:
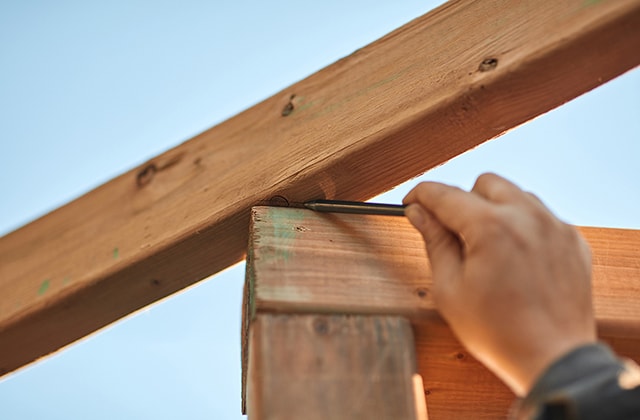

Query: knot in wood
[313,317,329,335]
[136,164,157,187]
[478,58,498,72]
[281,94,296,117]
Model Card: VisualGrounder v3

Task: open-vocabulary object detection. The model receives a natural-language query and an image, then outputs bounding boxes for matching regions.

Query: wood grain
[2,0,639,376]
[248,207,640,336]
[246,206,640,419]
[246,314,422,420]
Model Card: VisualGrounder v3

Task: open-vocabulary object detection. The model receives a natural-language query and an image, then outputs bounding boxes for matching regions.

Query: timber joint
[268,195,290,207]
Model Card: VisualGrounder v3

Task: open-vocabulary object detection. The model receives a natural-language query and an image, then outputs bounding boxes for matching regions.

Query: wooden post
[246,314,425,420]
[243,206,640,419]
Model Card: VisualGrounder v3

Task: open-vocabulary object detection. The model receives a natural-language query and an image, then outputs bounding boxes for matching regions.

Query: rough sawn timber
[246,314,424,420]
[244,207,640,419]
[1,0,640,375]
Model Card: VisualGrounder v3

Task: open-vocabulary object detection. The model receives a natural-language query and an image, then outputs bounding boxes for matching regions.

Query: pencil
[303,199,406,216]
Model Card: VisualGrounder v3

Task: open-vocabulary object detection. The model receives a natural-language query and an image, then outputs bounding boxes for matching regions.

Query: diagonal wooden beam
[244,207,640,418]
[1,0,639,376]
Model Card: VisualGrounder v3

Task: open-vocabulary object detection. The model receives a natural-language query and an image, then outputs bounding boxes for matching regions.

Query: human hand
[403,173,596,396]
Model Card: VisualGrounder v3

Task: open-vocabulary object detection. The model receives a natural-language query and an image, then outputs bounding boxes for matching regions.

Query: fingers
[403,181,490,244]
[405,204,462,295]
[471,173,526,203]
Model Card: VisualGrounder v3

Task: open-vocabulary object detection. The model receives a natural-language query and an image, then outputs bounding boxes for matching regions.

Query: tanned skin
[403,173,596,396]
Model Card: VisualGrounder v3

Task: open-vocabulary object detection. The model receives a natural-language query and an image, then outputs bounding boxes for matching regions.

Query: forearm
[513,344,640,419]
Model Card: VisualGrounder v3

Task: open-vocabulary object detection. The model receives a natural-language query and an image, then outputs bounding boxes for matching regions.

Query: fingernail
[405,204,426,228]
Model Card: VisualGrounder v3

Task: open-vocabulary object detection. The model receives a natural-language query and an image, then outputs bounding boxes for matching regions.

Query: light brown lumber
[2,0,640,376]
[246,314,424,420]
[245,206,640,419]
[247,207,640,336]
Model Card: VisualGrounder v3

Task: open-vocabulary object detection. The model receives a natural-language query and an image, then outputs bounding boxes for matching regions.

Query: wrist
[514,337,598,396]
[513,343,634,419]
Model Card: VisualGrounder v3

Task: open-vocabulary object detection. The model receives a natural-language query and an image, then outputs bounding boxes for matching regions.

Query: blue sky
[0,1,638,419]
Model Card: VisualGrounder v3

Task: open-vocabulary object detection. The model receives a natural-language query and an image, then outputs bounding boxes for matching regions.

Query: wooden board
[2,0,640,376]
[246,314,424,420]
[248,207,640,337]
[245,206,640,419]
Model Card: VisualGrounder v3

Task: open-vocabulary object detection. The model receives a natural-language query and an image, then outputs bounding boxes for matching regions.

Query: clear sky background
[0,1,638,419]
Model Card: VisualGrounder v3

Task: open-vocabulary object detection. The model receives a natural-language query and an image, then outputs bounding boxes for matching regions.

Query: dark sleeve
[511,343,640,419]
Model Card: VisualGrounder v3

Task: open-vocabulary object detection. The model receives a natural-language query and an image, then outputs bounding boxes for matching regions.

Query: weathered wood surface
[248,207,640,337]
[245,207,640,418]
[2,0,639,376]
[246,314,423,420]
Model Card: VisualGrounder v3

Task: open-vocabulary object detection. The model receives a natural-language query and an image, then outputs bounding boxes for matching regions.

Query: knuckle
[519,197,561,233]
[473,207,538,251]
[476,172,499,186]
[473,173,520,203]
[525,191,545,207]
[472,173,493,194]
[472,208,507,240]
[409,182,441,203]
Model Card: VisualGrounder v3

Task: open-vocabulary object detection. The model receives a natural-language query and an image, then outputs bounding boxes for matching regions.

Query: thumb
[405,204,463,293]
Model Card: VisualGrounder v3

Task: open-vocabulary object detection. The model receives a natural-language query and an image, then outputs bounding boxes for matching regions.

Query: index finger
[403,182,491,243]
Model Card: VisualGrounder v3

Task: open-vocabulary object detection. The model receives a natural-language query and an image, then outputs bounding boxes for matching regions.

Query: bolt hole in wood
[136,164,157,187]
[416,287,428,298]
[150,279,161,287]
[281,94,296,116]
[268,195,290,207]
[478,57,498,72]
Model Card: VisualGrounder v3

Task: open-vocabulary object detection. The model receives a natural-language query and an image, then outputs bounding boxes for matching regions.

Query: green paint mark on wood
[113,247,119,259]
[292,96,318,113]
[267,208,306,263]
[63,277,71,285]
[38,279,50,295]
[583,0,602,7]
